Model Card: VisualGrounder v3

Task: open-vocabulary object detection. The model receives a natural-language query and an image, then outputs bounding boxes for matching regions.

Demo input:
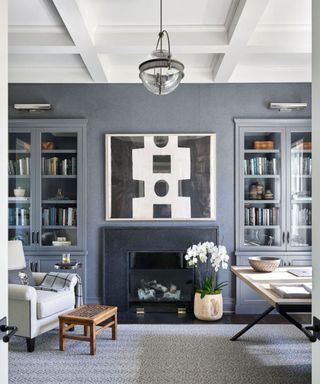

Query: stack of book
[270,283,311,298]
[244,207,279,226]
[8,207,30,226]
[8,157,30,175]
[42,207,77,226]
[41,157,77,175]
[291,154,312,175]
[244,157,279,175]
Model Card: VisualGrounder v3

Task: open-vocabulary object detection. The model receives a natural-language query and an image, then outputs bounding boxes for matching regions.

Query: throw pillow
[8,265,36,286]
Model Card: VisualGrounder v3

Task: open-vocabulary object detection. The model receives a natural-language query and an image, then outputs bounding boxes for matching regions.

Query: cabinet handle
[282,232,285,244]
[31,231,34,244]
[30,261,34,272]
[35,262,39,272]
[287,232,290,243]
[36,232,40,244]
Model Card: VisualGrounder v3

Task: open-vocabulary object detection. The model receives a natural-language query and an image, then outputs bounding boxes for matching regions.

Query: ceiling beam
[52,0,107,82]
[212,0,270,82]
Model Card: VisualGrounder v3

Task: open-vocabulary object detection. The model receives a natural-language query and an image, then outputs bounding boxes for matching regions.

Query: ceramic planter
[194,292,223,321]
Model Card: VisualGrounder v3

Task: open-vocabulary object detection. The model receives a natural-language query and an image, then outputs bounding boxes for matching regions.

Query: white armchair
[8,240,76,352]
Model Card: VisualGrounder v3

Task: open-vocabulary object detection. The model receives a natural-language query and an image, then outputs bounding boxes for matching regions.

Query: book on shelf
[8,157,30,176]
[42,207,77,226]
[9,207,30,226]
[244,157,279,176]
[291,154,312,176]
[245,207,279,226]
[42,156,77,175]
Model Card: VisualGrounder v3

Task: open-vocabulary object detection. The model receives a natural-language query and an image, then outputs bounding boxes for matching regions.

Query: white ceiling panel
[9,0,63,26]
[9,54,85,68]
[100,53,215,68]
[258,0,311,26]
[76,0,234,28]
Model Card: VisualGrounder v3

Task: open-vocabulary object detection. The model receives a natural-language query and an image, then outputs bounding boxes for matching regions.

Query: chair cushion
[36,290,75,319]
[8,266,36,286]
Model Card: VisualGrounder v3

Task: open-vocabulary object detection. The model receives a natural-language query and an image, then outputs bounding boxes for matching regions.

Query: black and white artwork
[105,134,216,220]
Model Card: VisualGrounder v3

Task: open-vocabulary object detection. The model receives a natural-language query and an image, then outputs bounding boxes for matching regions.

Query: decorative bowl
[248,256,281,273]
[13,187,25,197]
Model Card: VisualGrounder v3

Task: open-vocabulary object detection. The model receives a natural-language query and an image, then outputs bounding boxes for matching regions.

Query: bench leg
[59,318,65,351]
[112,313,117,340]
[90,323,96,355]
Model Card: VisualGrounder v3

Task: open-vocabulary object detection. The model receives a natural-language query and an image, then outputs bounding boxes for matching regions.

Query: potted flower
[185,241,229,321]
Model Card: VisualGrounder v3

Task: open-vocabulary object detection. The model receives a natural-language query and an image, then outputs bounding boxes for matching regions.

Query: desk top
[231,266,312,308]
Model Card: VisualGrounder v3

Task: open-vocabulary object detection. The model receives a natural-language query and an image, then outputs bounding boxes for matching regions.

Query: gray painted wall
[9,83,311,305]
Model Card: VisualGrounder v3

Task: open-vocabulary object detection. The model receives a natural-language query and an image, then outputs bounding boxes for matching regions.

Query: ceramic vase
[194,292,223,321]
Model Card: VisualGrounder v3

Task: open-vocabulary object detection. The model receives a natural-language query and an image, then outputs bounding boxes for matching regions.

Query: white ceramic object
[194,292,223,321]
[13,187,25,197]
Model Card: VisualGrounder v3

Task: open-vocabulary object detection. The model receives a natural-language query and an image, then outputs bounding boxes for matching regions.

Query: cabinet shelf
[42,175,77,179]
[42,225,77,229]
[244,175,280,178]
[9,225,30,229]
[292,225,311,229]
[9,149,30,154]
[42,200,77,204]
[9,175,30,178]
[244,200,279,204]
[244,225,280,229]
[244,149,280,153]
[42,149,77,154]
[8,197,30,203]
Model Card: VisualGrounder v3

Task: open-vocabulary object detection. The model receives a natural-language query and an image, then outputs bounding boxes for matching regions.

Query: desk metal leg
[230,306,274,341]
[278,311,317,342]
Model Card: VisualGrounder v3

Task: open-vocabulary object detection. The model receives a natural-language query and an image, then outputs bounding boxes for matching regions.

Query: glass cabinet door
[288,130,312,250]
[241,129,284,250]
[8,131,32,247]
[40,131,78,248]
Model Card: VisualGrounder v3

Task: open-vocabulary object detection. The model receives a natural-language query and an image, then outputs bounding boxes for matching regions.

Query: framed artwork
[105,134,216,220]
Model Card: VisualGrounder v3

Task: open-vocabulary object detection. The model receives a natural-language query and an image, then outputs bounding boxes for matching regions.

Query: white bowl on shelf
[13,188,25,197]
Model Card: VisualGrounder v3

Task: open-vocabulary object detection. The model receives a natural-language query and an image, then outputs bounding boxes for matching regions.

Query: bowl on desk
[248,256,281,273]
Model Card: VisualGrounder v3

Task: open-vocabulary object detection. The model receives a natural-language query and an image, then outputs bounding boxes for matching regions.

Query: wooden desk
[231,266,315,342]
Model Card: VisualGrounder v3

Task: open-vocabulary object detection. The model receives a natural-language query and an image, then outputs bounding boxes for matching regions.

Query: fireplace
[103,226,218,313]
[128,251,194,313]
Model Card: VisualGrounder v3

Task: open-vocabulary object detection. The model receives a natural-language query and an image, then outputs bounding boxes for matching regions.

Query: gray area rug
[9,324,311,384]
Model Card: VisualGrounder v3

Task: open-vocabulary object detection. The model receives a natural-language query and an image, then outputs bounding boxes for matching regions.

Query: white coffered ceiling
[8,0,311,83]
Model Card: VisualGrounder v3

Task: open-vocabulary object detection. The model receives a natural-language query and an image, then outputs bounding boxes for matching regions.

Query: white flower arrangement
[185,241,230,298]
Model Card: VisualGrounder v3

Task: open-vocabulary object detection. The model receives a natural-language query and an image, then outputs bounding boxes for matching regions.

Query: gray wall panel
[9,83,311,304]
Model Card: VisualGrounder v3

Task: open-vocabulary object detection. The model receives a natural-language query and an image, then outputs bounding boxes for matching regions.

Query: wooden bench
[59,304,118,355]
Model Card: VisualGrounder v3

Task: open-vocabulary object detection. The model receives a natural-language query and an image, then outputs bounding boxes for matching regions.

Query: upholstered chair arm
[8,284,37,301]
[32,272,47,286]
[8,284,38,339]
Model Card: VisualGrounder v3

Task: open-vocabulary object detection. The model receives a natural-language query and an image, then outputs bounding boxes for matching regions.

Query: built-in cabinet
[8,119,87,300]
[235,119,312,313]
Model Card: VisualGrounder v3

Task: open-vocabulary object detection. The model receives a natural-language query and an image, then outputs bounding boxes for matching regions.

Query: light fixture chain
[160,0,163,51]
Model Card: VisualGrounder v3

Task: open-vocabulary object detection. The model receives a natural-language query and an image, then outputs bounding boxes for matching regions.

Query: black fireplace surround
[103,226,218,313]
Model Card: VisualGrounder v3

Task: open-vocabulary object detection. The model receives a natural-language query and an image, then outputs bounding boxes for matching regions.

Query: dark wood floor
[118,312,311,325]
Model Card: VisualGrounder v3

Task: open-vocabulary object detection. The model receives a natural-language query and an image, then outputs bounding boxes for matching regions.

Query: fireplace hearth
[103,226,218,313]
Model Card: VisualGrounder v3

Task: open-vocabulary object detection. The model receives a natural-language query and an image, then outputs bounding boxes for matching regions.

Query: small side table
[54,262,82,273]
